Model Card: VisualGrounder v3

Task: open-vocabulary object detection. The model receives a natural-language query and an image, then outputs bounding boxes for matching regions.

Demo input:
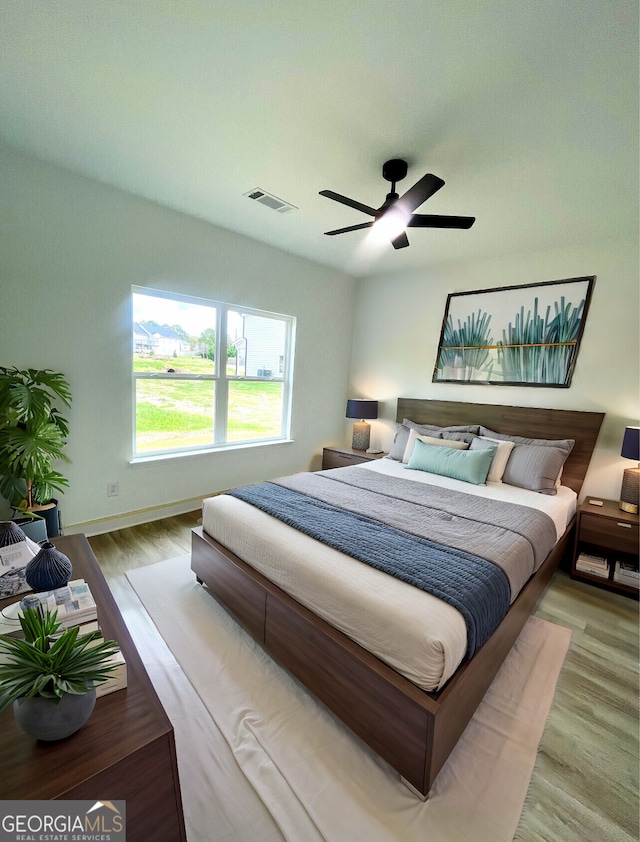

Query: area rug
[126,554,571,842]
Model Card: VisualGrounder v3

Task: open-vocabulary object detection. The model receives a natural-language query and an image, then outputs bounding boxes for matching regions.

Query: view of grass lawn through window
[132,289,294,456]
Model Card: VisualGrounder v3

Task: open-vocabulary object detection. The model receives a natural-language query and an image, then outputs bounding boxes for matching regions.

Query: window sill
[129,438,294,465]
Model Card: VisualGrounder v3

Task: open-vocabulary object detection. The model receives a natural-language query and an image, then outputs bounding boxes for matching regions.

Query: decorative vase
[0,521,27,547]
[25,541,72,591]
[13,690,96,741]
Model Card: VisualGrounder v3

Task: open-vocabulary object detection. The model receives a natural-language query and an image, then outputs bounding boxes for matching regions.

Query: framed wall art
[432,276,595,388]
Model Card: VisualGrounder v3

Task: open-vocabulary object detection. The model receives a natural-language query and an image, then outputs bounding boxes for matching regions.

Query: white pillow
[402,429,469,464]
[469,435,515,482]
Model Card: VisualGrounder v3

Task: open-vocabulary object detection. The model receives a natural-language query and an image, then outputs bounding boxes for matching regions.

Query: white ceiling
[1,1,637,277]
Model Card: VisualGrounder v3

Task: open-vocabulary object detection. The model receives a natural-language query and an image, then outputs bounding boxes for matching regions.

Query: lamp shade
[621,426,640,461]
[346,399,378,420]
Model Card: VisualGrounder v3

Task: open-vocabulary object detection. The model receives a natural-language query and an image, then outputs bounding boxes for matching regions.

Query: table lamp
[619,426,640,514]
[346,399,378,451]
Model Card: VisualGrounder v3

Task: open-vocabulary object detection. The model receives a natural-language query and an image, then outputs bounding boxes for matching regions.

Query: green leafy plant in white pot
[0,608,120,741]
[0,366,72,538]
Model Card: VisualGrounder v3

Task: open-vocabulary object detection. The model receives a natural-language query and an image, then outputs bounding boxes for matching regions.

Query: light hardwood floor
[88,513,639,842]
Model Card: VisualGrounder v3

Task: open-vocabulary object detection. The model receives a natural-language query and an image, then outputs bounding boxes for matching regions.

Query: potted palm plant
[0,367,72,538]
[0,607,120,740]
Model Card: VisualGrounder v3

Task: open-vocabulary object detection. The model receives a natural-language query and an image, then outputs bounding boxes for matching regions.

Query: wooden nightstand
[322,446,388,470]
[572,498,639,599]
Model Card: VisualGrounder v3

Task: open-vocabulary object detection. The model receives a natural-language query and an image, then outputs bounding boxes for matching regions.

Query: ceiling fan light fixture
[370,209,410,244]
[320,159,474,248]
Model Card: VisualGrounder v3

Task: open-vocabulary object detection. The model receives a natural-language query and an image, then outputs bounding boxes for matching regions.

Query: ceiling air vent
[244,188,297,213]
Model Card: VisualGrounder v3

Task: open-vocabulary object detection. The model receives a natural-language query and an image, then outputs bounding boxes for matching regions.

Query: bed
[191,398,604,797]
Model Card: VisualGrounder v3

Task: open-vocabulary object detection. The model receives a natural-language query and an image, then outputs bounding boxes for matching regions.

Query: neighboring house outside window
[134,322,183,357]
[132,287,296,458]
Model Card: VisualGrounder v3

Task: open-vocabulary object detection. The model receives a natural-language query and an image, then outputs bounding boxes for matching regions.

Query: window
[132,288,295,458]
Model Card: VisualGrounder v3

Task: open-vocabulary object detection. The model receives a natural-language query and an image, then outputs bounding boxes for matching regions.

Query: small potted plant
[0,366,72,538]
[0,608,120,740]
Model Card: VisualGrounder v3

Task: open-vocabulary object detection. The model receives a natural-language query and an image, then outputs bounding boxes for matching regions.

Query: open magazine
[0,536,42,599]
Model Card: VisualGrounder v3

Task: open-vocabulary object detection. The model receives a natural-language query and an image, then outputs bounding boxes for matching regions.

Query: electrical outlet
[107,482,119,497]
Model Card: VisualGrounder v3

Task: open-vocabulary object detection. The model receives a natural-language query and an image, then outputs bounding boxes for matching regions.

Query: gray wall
[347,242,639,501]
[0,144,356,533]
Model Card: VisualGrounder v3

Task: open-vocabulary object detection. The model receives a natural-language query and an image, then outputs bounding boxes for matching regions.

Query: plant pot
[39,500,60,538]
[13,690,96,741]
[13,516,48,543]
[14,500,61,542]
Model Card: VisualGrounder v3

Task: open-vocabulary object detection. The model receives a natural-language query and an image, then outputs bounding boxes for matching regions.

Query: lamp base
[351,421,371,451]
[619,466,639,514]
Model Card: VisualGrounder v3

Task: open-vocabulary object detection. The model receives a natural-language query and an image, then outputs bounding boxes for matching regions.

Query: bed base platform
[192,521,571,796]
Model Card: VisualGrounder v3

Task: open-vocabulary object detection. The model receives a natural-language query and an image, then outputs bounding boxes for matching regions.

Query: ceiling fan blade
[408,214,476,229]
[395,173,445,213]
[319,190,377,217]
[391,231,410,249]
[324,221,374,236]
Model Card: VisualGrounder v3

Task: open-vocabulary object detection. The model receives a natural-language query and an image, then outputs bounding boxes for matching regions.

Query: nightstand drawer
[580,513,639,556]
[323,450,368,469]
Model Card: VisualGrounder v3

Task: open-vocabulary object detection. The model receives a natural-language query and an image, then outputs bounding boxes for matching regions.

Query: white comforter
[201,462,576,691]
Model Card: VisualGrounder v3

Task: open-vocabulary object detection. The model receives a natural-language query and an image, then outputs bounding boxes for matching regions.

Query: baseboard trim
[63,493,221,537]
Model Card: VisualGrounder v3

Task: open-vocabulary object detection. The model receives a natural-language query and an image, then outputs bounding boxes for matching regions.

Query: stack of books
[34,579,98,628]
[613,561,640,589]
[72,620,128,698]
[96,649,128,697]
[0,611,127,698]
[40,581,129,694]
[575,552,609,578]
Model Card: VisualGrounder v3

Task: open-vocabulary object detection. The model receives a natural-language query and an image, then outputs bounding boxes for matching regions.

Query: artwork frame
[432,276,595,388]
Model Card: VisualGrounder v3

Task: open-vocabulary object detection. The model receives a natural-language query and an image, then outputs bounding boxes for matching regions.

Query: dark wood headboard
[396,398,604,495]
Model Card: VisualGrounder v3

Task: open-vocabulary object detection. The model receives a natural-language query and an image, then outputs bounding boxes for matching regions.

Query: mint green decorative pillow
[406,439,497,485]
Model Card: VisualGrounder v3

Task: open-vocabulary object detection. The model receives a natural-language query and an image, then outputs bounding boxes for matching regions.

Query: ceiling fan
[319,158,475,249]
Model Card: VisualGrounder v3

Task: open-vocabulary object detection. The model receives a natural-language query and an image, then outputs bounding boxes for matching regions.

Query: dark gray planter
[13,516,47,543]
[40,500,61,538]
[13,690,96,741]
[14,500,60,541]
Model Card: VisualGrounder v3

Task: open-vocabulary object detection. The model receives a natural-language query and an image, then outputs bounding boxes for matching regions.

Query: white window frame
[132,287,295,460]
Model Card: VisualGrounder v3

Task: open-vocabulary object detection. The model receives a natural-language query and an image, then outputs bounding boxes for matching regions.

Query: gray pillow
[501,444,571,495]
[478,427,574,494]
[478,427,574,454]
[435,430,477,444]
[387,423,412,461]
[469,435,515,482]
[387,419,480,461]
[406,419,480,435]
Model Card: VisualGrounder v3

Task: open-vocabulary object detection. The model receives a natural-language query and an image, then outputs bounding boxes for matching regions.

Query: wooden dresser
[0,534,186,841]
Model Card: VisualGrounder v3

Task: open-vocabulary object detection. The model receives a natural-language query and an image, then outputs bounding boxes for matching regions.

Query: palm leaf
[0,367,71,506]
